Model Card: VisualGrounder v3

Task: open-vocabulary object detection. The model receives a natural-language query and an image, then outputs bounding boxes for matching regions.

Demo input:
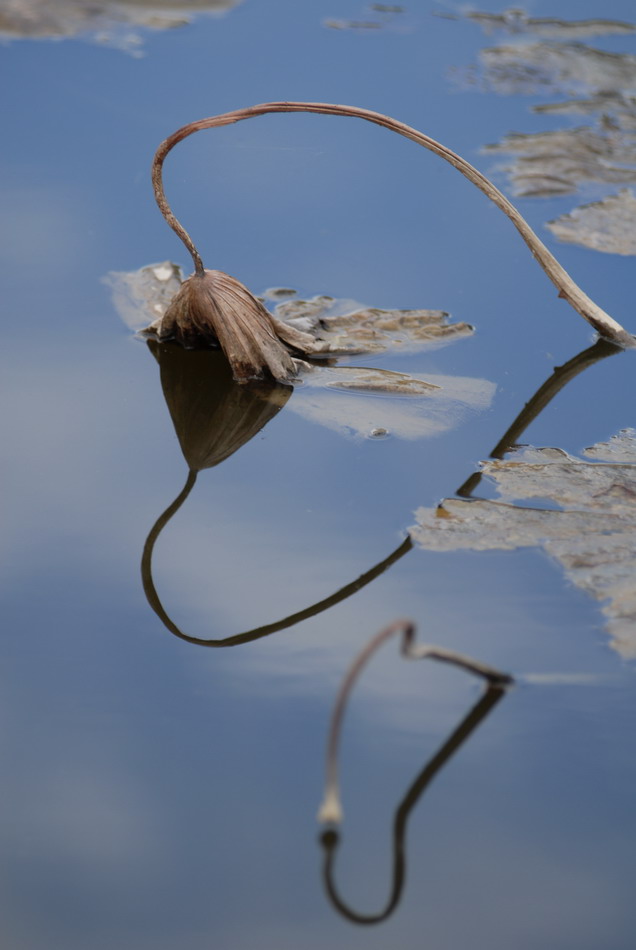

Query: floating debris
[467,10,636,40]
[582,427,636,462]
[105,261,184,330]
[271,291,473,355]
[323,3,404,32]
[411,432,636,658]
[454,13,636,262]
[0,0,242,52]
[547,189,636,255]
[324,19,381,30]
[478,41,636,97]
[484,126,636,198]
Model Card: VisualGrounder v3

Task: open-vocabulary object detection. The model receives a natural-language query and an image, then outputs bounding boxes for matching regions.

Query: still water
[2,2,636,948]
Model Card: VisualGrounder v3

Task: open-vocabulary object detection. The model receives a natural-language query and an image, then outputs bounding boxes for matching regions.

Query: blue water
[1,2,636,948]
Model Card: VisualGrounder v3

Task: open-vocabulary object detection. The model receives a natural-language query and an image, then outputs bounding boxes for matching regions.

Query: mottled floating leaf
[323,19,381,30]
[533,91,636,120]
[485,126,636,197]
[582,427,636,462]
[410,432,636,658]
[322,3,404,32]
[457,21,636,259]
[108,265,475,355]
[547,189,636,255]
[110,265,476,381]
[261,287,297,301]
[475,42,636,198]
[271,291,474,355]
[105,261,184,331]
[484,126,636,198]
[0,0,241,50]
[478,42,636,97]
[468,10,636,40]
[475,40,636,196]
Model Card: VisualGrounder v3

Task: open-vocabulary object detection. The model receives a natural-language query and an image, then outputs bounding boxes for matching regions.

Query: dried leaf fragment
[457,23,636,266]
[547,189,636,255]
[478,42,636,97]
[410,433,636,658]
[105,260,183,330]
[484,127,636,198]
[468,10,636,40]
[583,427,636,461]
[111,264,478,383]
[272,294,474,354]
[0,0,242,46]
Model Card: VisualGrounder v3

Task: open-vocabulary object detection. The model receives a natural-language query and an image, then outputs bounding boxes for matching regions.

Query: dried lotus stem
[152,101,633,347]
[317,619,512,824]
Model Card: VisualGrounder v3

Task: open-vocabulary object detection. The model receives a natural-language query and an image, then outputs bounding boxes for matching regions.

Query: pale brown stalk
[317,619,512,824]
[152,101,633,347]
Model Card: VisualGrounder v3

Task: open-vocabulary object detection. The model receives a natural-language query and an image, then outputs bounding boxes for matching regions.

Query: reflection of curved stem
[320,685,507,925]
[152,101,632,344]
[144,341,621,645]
[319,620,512,823]
[457,337,622,497]
[141,484,413,646]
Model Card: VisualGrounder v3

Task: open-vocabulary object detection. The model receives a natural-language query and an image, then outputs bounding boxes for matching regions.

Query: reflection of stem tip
[320,828,340,851]
[318,789,344,825]
[319,618,512,835]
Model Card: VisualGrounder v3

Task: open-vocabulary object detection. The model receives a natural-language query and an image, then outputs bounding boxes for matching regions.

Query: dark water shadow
[141,340,413,646]
[141,337,623,646]
[320,685,507,924]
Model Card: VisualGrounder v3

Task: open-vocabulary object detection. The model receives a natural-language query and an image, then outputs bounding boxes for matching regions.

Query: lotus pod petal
[155,269,299,383]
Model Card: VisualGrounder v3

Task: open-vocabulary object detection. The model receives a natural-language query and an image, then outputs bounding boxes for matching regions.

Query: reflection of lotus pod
[154,269,303,382]
[148,339,291,470]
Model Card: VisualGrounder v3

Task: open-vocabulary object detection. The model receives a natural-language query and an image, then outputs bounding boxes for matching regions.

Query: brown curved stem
[152,101,633,345]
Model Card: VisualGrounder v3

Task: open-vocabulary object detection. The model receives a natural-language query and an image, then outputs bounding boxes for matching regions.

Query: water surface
[2,2,636,948]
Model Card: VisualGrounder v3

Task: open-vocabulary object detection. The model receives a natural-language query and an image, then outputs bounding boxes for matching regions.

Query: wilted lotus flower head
[156,268,299,383]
